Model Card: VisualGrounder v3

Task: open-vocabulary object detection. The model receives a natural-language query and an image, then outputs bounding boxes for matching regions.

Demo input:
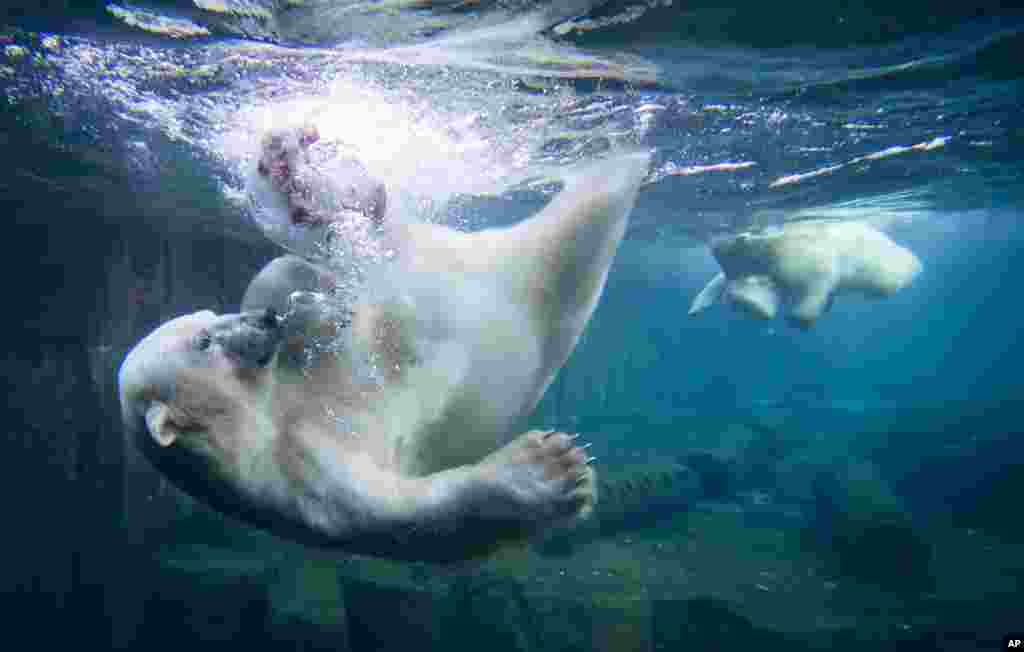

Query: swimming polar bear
[688,220,922,328]
[118,150,649,563]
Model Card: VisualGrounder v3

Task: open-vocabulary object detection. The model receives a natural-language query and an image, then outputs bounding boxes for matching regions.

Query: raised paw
[477,429,597,534]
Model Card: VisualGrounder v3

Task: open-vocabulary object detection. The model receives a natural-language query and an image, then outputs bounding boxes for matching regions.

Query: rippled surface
[4,1,1021,249]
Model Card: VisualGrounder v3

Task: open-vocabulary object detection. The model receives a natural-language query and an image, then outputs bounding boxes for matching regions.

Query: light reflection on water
[2,3,1020,248]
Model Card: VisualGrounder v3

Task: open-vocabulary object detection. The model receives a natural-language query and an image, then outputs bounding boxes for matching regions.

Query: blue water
[3,1,1023,650]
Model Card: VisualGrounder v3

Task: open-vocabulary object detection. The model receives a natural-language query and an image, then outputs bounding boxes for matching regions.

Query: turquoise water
[2,2,1022,650]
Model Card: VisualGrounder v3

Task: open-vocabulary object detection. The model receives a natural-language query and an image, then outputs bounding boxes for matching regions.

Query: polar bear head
[118,308,285,512]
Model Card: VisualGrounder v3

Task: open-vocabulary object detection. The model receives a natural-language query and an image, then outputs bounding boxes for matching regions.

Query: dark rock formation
[534,459,700,556]
[1,140,277,647]
[808,462,934,595]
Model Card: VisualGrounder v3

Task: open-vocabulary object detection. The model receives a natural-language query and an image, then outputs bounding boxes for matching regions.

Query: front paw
[479,429,596,533]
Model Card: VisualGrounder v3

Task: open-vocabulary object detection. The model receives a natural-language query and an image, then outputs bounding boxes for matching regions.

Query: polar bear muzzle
[209,308,283,369]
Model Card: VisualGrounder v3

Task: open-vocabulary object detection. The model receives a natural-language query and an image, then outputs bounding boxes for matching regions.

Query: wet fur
[689,220,922,328]
[118,150,649,563]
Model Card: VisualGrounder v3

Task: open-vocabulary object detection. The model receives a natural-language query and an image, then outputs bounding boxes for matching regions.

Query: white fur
[119,151,650,562]
[688,220,922,328]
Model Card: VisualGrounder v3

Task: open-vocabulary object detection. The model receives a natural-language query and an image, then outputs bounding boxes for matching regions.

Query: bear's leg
[688,272,727,316]
[300,430,594,563]
[788,279,837,328]
[475,429,596,523]
[512,153,648,327]
[726,276,780,319]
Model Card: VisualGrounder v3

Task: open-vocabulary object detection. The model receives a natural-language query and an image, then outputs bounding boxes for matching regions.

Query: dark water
[2,1,1022,650]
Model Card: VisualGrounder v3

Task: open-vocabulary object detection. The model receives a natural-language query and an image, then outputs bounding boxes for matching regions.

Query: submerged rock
[809,461,934,594]
[535,459,700,556]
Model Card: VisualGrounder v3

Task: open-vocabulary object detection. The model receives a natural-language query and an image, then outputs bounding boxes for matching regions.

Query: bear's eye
[195,331,213,351]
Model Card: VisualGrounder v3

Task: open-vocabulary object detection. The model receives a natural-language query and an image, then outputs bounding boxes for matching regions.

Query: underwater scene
[2,1,1022,650]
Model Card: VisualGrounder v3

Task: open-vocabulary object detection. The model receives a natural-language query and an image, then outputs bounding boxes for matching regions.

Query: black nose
[258,308,279,330]
[242,308,279,331]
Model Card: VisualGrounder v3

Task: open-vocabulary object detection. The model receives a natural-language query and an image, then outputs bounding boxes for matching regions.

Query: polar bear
[118,150,649,563]
[687,220,922,328]
[247,124,389,261]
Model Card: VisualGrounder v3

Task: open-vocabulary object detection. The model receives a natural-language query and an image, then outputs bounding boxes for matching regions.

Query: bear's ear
[145,402,180,447]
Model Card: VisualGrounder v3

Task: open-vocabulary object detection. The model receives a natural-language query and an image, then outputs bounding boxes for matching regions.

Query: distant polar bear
[688,220,922,328]
[118,149,649,563]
